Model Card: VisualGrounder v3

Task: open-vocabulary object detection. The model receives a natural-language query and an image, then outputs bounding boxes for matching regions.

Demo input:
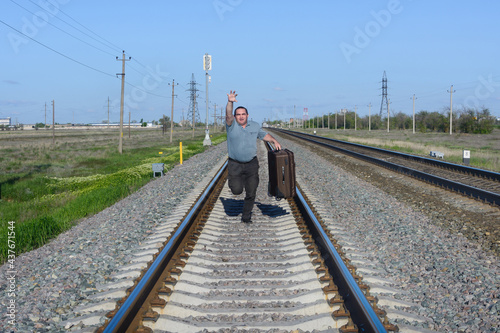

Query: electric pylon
[186,73,201,127]
[379,70,388,117]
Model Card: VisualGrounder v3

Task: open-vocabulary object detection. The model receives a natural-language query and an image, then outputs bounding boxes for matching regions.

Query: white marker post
[203,53,212,146]
[463,149,470,165]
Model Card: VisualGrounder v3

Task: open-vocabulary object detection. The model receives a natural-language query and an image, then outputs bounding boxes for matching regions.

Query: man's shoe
[241,217,252,223]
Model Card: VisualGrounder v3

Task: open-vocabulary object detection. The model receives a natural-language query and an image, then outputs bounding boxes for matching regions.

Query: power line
[130,58,154,72]
[1,20,170,101]
[175,96,189,106]
[127,58,175,87]
[22,0,121,54]
[9,0,117,56]
[124,81,170,99]
[376,74,500,107]
[127,63,151,76]
[0,19,115,78]
[28,0,123,52]
[12,0,164,84]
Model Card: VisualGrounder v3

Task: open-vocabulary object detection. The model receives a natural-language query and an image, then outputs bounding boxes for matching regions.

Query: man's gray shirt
[226,120,267,162]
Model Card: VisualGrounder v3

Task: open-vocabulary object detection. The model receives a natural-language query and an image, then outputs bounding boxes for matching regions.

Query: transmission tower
[379,70,388,117]
[186,73,201,127]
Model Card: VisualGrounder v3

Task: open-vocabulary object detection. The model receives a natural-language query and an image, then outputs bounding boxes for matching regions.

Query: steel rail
[265,141,386,332]
[102,160,228,333]
[294,186,387,332]
[274,129,500,206]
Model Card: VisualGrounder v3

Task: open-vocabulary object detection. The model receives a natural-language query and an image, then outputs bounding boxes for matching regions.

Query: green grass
[0,132,227,263]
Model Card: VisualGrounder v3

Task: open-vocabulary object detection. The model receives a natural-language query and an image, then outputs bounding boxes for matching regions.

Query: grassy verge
[0,132,227,263]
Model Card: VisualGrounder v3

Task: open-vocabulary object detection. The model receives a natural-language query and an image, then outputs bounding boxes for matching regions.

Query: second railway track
[273,129,500,207]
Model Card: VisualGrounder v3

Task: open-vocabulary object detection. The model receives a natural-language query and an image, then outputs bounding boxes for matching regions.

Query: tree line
[275,107,498,134]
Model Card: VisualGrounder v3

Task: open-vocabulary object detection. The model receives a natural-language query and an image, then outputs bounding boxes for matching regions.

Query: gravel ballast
[1,136,498,332]
[0,143,228,332]
[280,135,499,333]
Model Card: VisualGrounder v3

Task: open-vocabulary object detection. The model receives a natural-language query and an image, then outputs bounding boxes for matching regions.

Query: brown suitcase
[268,148,296,198]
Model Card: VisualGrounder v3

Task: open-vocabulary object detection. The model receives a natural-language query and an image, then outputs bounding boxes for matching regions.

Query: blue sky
[1,0,499,125]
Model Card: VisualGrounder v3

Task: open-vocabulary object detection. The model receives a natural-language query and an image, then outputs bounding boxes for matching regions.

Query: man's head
[234,106,249,126]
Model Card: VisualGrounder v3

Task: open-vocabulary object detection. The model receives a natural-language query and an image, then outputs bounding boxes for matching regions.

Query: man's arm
[263,133,282,150]
[226,90,238,125]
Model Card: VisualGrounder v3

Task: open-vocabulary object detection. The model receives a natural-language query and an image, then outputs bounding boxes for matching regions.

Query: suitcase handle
[268,142,282,151]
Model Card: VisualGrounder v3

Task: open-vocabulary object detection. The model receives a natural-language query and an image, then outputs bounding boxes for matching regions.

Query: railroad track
[271,129,500,207]
[86,142,398,332]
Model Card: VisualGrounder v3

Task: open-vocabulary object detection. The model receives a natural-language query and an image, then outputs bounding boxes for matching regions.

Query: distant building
[0,117,11,126]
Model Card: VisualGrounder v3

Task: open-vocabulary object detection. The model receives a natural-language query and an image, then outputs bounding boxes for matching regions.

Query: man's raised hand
[227,90,238,103]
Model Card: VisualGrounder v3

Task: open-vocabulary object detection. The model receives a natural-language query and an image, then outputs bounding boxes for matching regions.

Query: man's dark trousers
[227,157,259,222]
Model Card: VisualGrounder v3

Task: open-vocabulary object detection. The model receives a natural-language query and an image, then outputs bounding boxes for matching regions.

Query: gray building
[0,117,11,126]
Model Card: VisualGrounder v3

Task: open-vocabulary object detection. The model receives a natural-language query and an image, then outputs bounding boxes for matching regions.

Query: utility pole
[213,103,217,132]
[387,99,391,132]
[103,97,111,128]
[221,107,224,131]
[116,51,131,154]
[44,102,47,129]
[335,110,338,130]
[343,109,346,130]
[107,97,110,128]
[411,94,417,134]
[368,103,372,131]
[203,53,212,146]
[52,100,55,145]
[162,114,166,135]
[128,112,131,138]
[448,85,456,135]
[169,79,178,143]
[354,105,357,131]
